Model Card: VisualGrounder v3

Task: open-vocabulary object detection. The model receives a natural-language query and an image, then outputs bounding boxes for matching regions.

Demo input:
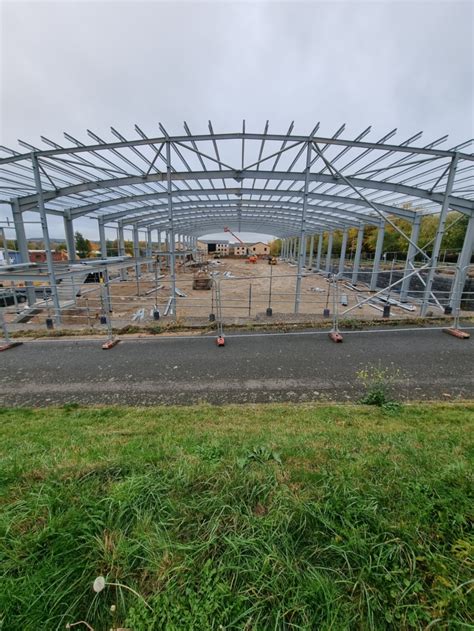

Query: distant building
[195,240,270,257]
[232,244,248,256]
[199,239,230,255]
[0,250,22,265]
[248,242,270,257]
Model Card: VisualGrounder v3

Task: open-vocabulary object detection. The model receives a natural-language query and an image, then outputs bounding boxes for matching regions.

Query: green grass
[0,403,473,630]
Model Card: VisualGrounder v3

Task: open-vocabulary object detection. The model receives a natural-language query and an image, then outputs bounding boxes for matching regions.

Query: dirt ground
[54,257,423,326]
[7,257,461,332]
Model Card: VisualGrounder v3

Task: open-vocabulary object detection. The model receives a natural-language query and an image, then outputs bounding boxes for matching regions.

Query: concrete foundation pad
[0,341,23,352]
[442,328,470,339]
[102,338,121,349]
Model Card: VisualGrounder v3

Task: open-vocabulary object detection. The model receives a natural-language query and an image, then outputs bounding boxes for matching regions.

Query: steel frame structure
[1,121,473,320]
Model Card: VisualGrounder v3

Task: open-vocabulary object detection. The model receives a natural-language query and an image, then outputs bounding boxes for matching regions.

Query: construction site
[0,122,473,347]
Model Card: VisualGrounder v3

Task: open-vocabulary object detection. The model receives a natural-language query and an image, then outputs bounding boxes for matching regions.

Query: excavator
[223,227,257,263]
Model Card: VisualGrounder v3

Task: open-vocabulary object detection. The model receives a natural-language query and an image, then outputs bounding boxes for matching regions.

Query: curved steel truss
[0,122,473,321]
[1,122,473,236]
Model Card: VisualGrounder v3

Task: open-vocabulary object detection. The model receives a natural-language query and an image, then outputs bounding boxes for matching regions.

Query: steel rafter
[0,121,472,251]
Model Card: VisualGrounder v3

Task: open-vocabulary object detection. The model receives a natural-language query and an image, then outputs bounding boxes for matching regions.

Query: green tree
[105,239,119,257]
[270,239,281,256]
[441,212,468,252]
[124,240,134,256]
[75,231,92,258]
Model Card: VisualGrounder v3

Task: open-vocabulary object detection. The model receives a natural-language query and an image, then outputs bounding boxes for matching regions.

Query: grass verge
[8,316,474,339]
[0,403,473,630]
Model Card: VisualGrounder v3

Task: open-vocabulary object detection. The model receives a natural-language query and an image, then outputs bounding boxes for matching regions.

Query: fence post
[0,309,22,351]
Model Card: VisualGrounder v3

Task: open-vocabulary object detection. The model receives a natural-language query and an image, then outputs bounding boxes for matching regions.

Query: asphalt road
[0,328,473,406]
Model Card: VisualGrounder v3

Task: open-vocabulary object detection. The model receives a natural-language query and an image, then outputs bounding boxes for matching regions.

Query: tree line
[270,212,470,261]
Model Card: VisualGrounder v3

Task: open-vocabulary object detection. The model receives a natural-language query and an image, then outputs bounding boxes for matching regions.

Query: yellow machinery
[192,270,212,290]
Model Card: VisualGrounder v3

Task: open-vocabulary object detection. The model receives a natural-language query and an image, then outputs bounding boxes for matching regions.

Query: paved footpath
[0,328,472,406]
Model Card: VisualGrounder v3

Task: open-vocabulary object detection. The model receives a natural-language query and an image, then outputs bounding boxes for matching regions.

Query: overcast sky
[0,0,473,242]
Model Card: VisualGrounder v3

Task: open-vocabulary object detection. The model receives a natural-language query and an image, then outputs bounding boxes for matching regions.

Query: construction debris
[377,295,416,312]
[144,285,164,295]
[164,297,173,316]
[131,308,145,321]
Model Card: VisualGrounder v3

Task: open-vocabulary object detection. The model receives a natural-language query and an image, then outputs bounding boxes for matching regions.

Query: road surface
[1,328,472,406]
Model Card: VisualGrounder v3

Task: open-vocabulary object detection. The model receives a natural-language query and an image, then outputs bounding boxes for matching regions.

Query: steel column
[98,219,112,312]
[31,155,61,323]
[325,232,333,274]
[117,223,127,280]
[12,202,36,305]
[166,142,177,316]
[449,213,474,312]
[118,224,125,257]
[400,215,421,301]
[146,227,153,271]
[0,227,9,263]
[351,225,364,285]
[63,217,77,302]
[315,233,323,270]
[421,155,459,315]
[133,225,141,279]
[370,222,385,291]
[295,142,313,313]
[63,216,76,262]
[98,219,107,257]
[307,234,314,268]
[338,229,348,276]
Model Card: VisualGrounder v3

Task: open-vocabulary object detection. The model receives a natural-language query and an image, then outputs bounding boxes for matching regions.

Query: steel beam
[102,197,380,228]
[16,170,472,216]
[67,187,413,221]
[3,132,472,164]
